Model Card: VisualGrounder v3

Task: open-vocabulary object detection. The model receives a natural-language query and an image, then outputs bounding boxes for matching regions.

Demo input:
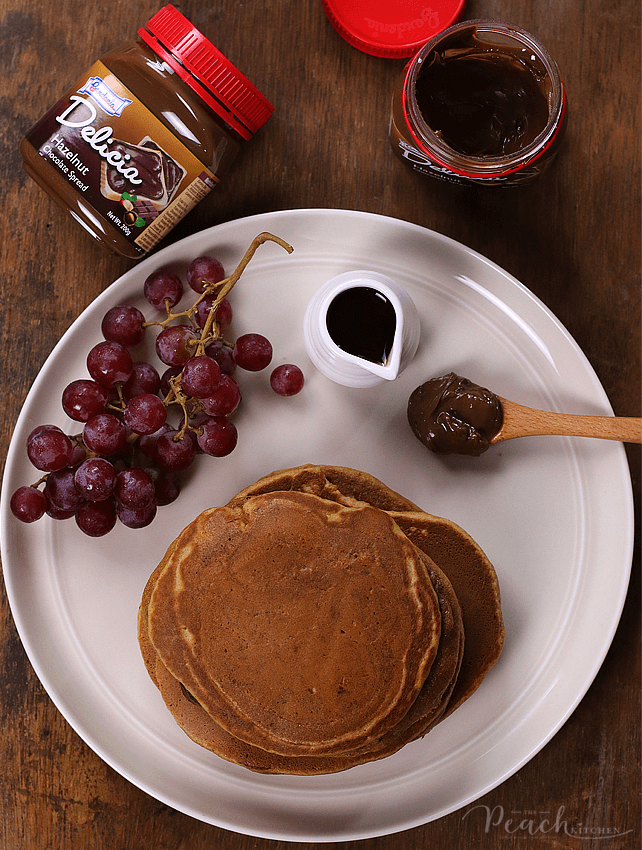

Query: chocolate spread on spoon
[407,373,503,456]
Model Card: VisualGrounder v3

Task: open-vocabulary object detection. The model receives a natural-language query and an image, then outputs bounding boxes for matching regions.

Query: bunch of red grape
[10,233,304,537]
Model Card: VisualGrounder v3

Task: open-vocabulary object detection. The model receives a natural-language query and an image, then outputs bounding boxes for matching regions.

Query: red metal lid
[139,5,273,140]
[322,0,467,58]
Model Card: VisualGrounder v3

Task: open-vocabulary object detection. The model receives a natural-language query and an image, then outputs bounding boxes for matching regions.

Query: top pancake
[146,489,443,757]
[229,464,504,713]
[137,543,463,773]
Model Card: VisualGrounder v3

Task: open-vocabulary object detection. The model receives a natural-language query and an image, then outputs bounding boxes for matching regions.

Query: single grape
[180,355,221,398]
[46,502,76,520]
[76,499,117,537]
[191,294,210,328]
[62,379,109,422]
[123,393,167,435]
[123,361,161,400]
[143,268,183,310]
[187,412,209,454]
[204,340,236,375]
[28,424,62,441]
[194,293,215,328]
[115,468,155,509]
[270,364,305,396]
[10,486,46,523]
[184,427,200,453]
[139,423,172,459]
[201,374,241,416]
[159,365,182,396]
[196,417,238,457]
[69,443,88,467]
[27,426,74,472]
[83,413,128,456]
[233,333,273,371]
[216,298,233,331]
[186,256,225,294]
[147,468,180,506]
[194,295,233,332]
[155,429,197,471]
[75,457,117,501]
[117,500,157,529]
[155,325,197,367]
[101,304,145,347]
[44,468,85,512]
[87,341,134,388]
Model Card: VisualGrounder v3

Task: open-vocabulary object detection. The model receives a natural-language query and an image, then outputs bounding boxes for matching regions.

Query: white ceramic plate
[1,209,633,842]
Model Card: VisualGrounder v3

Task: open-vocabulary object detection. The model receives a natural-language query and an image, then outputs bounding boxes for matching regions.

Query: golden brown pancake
[146,490,443,758]
[230,464,504,714]
[229,464,422,512]
[138,546,177,689]
[389,555,464,741]
[388,511,503,714]
[138,545,464,773]
[138,464,502,774]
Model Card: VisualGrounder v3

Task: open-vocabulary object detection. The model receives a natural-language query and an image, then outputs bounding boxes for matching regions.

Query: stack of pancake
[138,464,503,774]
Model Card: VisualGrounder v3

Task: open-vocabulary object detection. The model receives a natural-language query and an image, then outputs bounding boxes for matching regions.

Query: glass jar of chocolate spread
[389,20,567,186]
[20,5,274,259]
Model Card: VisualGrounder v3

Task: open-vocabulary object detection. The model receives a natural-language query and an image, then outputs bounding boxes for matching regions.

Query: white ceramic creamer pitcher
[303,271,420,388]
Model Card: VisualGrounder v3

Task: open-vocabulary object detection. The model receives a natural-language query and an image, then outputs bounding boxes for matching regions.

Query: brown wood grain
[1,0,639,848]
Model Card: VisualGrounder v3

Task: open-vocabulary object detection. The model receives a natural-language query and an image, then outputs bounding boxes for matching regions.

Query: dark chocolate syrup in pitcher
[326,287,396,365]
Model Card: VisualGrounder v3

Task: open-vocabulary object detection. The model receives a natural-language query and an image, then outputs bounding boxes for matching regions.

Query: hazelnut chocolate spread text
[407,373,503,456]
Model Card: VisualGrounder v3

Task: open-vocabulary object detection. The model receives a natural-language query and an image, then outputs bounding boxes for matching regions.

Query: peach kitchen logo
[461,804,633,840]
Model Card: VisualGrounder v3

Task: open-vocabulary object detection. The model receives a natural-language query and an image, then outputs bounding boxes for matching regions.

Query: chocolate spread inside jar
[389,20,566,185]
[407,373,503,456]
[415,44,550,157]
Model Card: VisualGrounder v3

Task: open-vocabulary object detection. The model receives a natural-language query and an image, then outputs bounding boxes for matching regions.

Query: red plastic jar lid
[322,0,467,57]
[139,5,274,140]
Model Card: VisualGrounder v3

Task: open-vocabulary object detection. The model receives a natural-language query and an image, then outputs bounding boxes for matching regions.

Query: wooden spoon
[492,398,642,444]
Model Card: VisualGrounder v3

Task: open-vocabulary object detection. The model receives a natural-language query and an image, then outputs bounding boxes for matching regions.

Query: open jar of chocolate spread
[390,20,567,185]
[20,5,273,259]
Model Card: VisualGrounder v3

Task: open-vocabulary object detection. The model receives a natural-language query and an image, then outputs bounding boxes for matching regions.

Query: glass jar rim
[402,19,566,177]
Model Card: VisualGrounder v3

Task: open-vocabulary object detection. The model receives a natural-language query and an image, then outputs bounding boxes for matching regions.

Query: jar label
[390,117,545,186]
[24,61,219,254]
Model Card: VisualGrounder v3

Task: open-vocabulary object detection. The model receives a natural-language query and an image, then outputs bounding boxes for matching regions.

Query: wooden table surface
[1,0,639,847]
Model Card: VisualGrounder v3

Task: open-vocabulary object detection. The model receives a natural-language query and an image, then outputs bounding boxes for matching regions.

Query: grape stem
[142,232,294,342]
[162,373,192,441]
[159,232,294,439]
[195,232,293,356]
